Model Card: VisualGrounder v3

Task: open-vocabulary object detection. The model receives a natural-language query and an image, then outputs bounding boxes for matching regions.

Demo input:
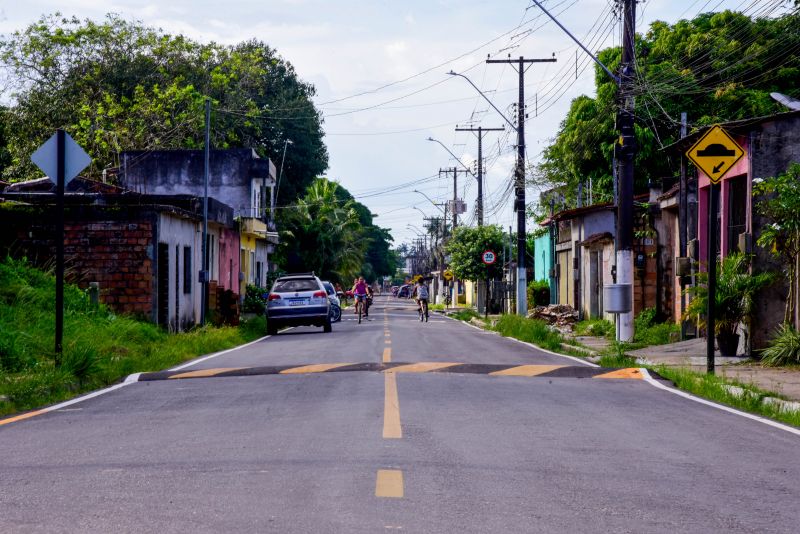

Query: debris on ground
[527,305,579,331]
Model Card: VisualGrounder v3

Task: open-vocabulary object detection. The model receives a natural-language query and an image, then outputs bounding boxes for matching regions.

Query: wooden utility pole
[455,126,504,226]
[486,55,556,315]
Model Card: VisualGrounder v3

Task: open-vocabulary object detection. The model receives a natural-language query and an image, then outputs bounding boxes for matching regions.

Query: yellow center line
[382,347,392,363]
[375,469,404,498]
[169,367,245,379]
[383,372,402,438]
[0,409,47,427]
[594,368,644,379]
[385,339,392,345]
[279,363,353,374]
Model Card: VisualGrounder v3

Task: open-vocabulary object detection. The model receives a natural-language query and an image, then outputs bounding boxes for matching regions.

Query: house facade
[118,148,279,298]
[671,110,800,350]
[0,181,237,331]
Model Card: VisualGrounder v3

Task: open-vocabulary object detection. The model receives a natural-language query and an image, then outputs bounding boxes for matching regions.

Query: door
[157,243,169,328]
[557,250,572,306]
[589,250,603,318]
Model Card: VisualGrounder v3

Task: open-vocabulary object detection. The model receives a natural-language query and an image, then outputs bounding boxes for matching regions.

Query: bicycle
[418,299,429,322]
[355,294,367,324]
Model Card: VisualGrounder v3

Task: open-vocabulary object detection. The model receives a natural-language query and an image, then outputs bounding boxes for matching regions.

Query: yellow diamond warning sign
[686,125,745,184]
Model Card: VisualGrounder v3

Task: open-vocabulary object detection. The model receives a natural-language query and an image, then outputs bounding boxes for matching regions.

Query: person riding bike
[414,279,430,322]
[352,276,369,322]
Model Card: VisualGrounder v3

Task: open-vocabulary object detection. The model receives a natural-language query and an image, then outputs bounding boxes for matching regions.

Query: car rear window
[273,279,319,292]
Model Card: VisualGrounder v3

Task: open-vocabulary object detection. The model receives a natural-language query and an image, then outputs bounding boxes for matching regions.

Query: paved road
[1,296,799,533]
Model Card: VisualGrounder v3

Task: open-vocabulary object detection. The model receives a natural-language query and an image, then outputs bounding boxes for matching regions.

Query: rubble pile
[527,304,578,330]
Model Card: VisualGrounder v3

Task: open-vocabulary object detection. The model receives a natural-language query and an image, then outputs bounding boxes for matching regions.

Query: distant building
[118,148,279,294]
[0,178,237,331]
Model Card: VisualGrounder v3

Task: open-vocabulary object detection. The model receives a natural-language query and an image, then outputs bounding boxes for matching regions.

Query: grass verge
[0,257,266,416]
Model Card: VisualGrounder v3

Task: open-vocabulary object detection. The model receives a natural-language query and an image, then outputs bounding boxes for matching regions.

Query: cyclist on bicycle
[414,279,430,322]
[352,276,369,321]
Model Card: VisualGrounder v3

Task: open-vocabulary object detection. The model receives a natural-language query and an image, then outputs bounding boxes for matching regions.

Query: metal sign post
[31,130,91,365]
[482,250,497,319]
[686,125,746,374]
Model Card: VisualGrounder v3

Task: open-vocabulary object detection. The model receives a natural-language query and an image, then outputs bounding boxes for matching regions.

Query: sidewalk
[629,338,800,402]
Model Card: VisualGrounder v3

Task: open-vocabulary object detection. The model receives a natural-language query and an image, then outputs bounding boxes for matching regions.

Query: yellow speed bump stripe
[375,469,404,498]
[169,368,245,379]
[489,365,565,377]
[279,363,354,374]
[388,362,459,373]
[594,368,645,379]
[382,348,392,363]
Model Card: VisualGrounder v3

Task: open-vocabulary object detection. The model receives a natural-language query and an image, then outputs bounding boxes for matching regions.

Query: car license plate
[289,299,308,306]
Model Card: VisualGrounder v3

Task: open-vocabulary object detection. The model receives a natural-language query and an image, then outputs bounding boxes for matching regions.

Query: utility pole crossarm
[454,126,505,227]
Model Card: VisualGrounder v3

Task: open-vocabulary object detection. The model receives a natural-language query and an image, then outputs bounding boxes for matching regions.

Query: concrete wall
[157,212,202,331]
[119,149,275,218]
[533,233,551,282]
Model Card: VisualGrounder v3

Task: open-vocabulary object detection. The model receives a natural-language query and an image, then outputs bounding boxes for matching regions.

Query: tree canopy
[445,225,506,281]
[277,178,396,284]
[0,13,327,202]
[535,8,800,214]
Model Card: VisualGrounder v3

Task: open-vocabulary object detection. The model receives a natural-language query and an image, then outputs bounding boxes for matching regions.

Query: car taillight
[313,291,327,298]
[268,293,281,301]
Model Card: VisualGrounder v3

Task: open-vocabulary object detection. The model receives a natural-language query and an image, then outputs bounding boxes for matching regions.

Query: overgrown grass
[574,318,615,338]
[633,308,680,346]
[0,257,265,416]
[428,303,445,311]
[450,309,481,322]
[491,314,563,352]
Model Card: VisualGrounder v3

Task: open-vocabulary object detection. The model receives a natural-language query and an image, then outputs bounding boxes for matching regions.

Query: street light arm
[528,0,620,85]
[447,71,517,131]
[412,189,445,214]
[426,137,475,177]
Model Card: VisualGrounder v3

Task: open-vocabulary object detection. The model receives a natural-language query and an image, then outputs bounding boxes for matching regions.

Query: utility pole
[486,55,556,315]
[679,111,689,340]
[615,0,637,341]
[455,126,504,226]
[200,98,211,327]
[441,167,470,229]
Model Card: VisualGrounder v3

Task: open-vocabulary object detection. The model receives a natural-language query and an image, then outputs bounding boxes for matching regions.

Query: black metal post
[707,182,719,374]
[55,129,65,365]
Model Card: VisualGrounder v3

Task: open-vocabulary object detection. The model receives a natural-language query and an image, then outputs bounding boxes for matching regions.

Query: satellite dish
[770,92,800,111]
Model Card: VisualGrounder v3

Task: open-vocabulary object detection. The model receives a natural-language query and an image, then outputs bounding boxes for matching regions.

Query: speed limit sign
[482,250,496,265]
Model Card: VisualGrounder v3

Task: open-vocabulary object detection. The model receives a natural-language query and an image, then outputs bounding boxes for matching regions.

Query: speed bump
[136,364,650,381]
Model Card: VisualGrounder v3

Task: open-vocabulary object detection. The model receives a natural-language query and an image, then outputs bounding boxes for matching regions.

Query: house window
[250,251,256,283]
[557,220,571,243]
[727,175,747,255]
[183,246,192,294]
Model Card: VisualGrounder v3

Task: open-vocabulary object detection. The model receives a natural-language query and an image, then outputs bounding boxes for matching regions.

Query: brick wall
[64,221,154,315]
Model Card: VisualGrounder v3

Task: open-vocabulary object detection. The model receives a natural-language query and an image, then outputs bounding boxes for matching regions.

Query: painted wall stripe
[489,365,565,377]
[375,469,404,498]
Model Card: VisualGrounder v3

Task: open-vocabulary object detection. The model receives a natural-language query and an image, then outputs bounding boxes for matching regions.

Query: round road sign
[482,250,496,265]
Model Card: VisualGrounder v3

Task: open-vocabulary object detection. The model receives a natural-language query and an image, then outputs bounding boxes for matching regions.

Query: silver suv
[266,273,332,335]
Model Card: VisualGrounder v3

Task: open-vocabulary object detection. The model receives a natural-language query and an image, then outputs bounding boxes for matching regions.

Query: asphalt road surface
[1,296,799,533]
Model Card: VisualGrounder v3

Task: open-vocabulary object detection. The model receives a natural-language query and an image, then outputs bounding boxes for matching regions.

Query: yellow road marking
[279,363,353,374]
[489,365,564,377]
[385,340,392,345]
[382,347,392,363]
[383,372,402,438]
[375,469,404,498]
[169,368,245,379]
[389,362,459,373]
[0,409,47,426]
[594,368,644,379]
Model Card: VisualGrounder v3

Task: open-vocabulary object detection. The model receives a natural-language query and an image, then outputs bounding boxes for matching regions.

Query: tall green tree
[0,13,327,202]
[444,225,506,281]
[535,9,800,213]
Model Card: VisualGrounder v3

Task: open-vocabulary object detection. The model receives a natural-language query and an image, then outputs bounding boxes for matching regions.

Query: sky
[0,0,788,248]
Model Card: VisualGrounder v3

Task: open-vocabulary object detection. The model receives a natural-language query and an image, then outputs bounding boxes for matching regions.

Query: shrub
[761,323,800,366]
[242,284,267,314]
[575,318,615,338]
[527,280,551,307]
